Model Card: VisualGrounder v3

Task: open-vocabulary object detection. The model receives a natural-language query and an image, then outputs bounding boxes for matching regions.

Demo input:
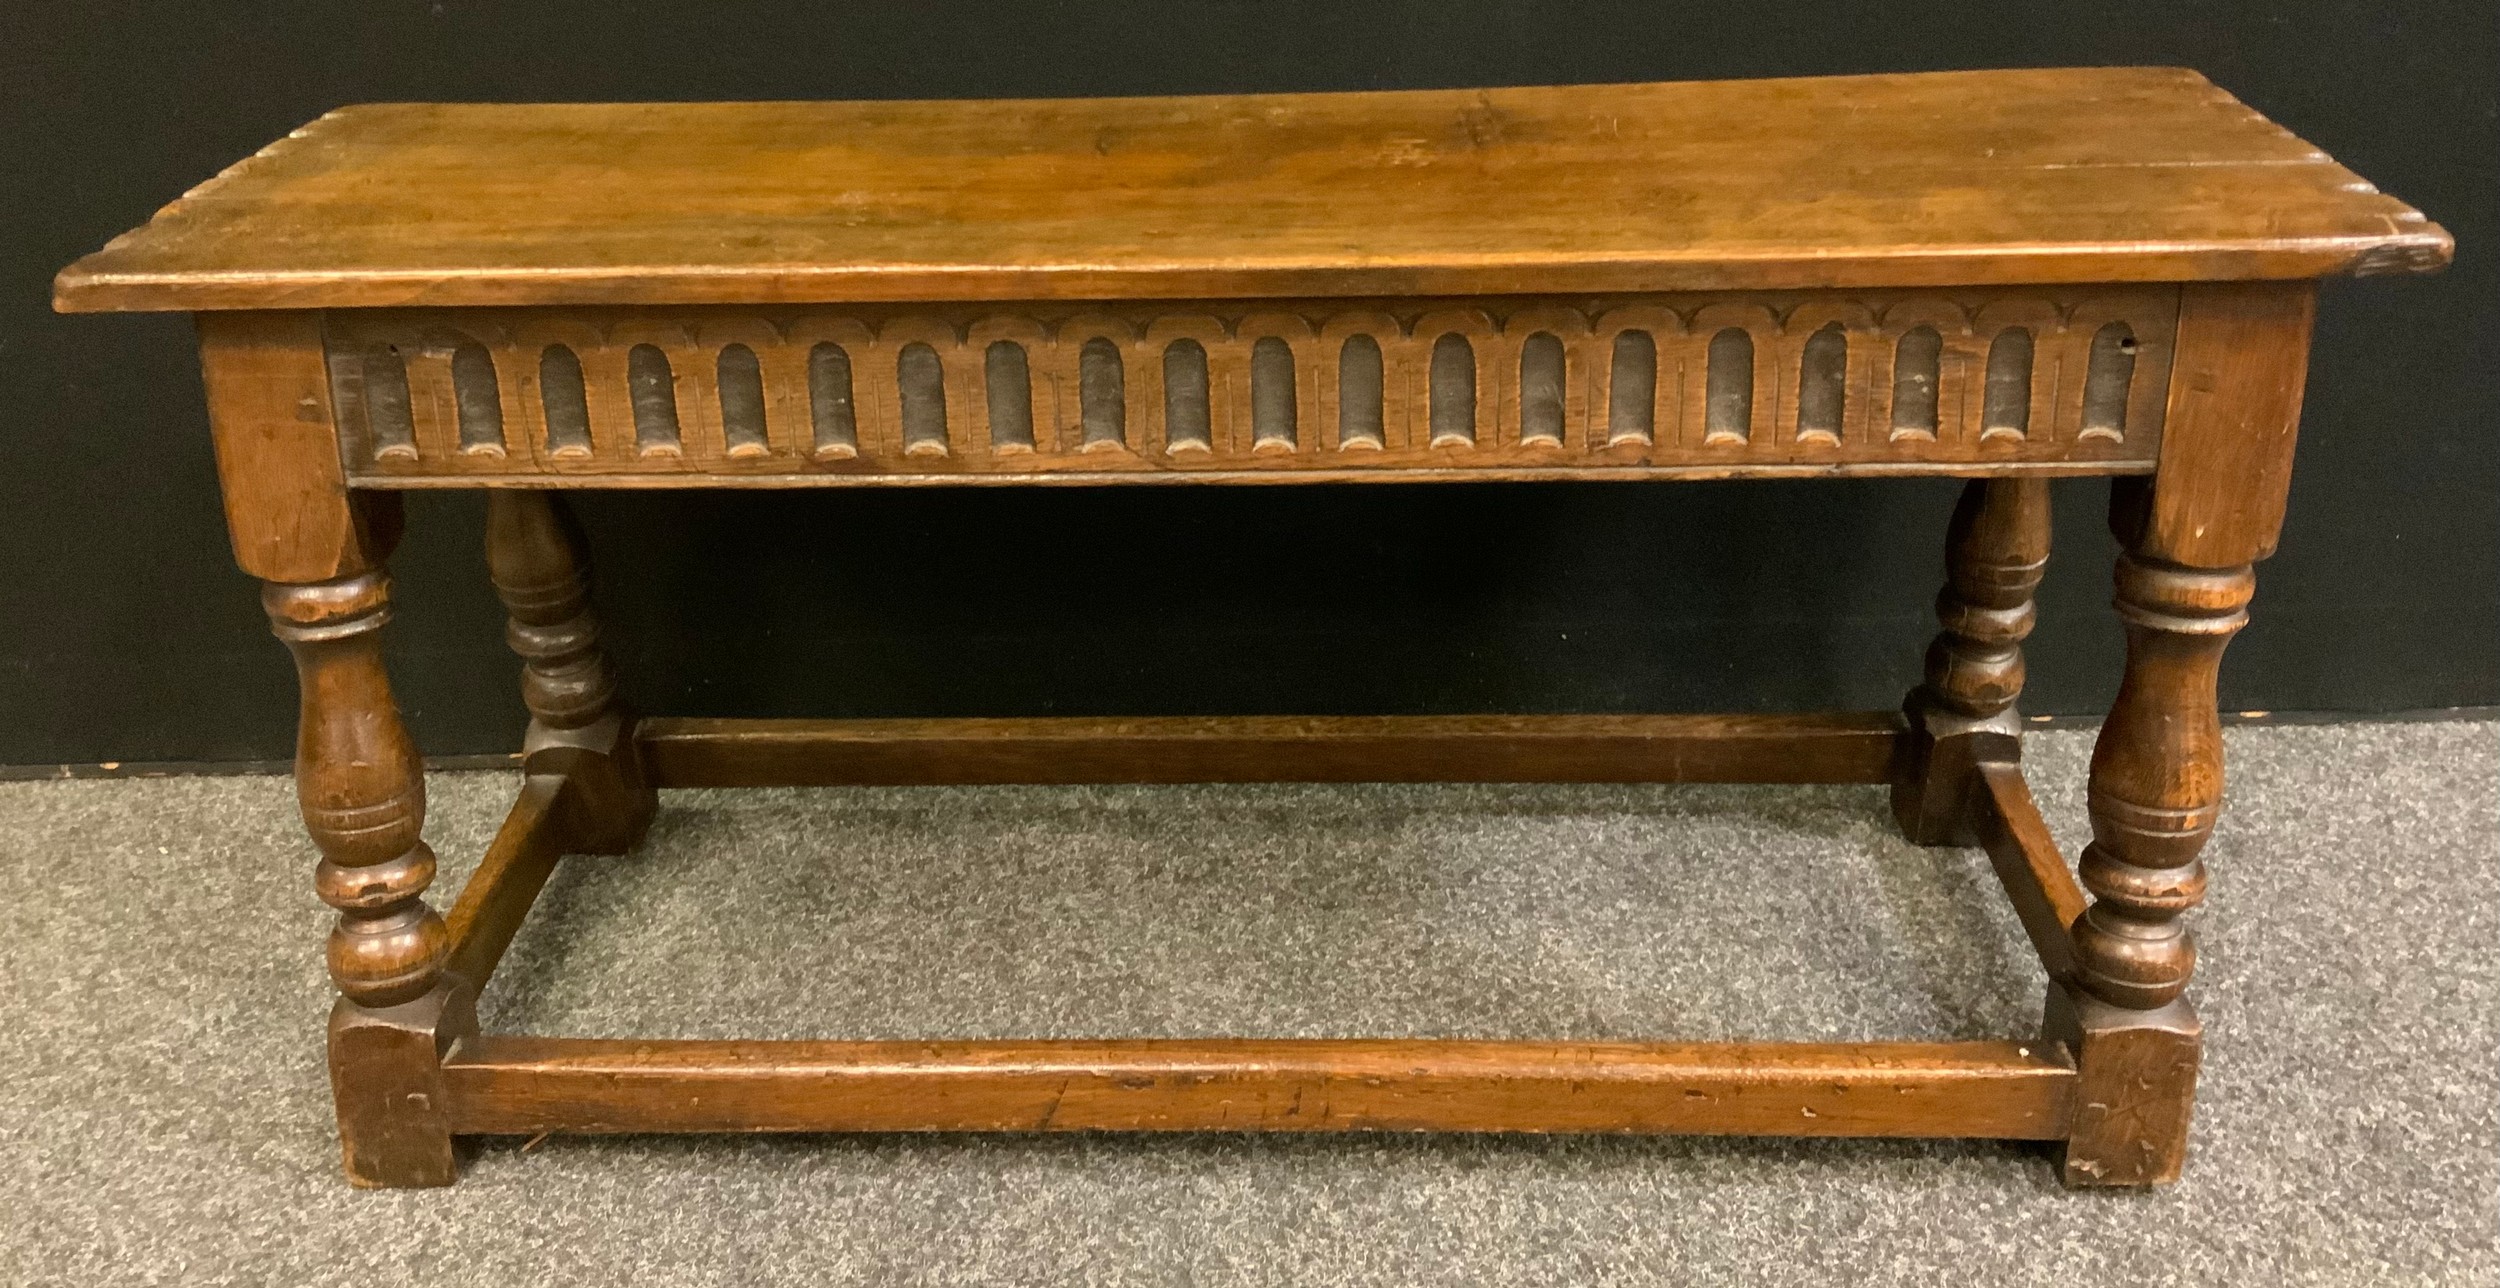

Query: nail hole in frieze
[716,344,770,458]
[1982,328,2034,441]
[983,340,1035,452]
[808,342,858,459]
[450,342,505,455]
[1251,336,1298,452]
[537,345,592,458]
[1795,322,1846,445]
[2080,322,2137,441]
[627,344,682,456]
[1518,332,1565,447]
[1704,327,1753,444]
[1428,333,1475,447]
[1889,326,1941,441]
[1079,337,1126,450]
[1606,330,1655,446]
[1162,339,1211,453]
[898,342,949,456]
[1337,335,1385,449]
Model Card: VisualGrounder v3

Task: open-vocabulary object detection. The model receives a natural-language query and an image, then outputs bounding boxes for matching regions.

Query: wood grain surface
[440,1036,2079,1139]
[56,68,2447,312]
[634,712,1905,787]
[319,287,2179,484]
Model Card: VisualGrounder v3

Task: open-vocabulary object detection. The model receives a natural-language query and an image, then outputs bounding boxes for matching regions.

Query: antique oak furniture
[56,69,2449,1188]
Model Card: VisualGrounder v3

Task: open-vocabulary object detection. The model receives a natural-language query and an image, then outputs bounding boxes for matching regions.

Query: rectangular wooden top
[56,67,2447,313]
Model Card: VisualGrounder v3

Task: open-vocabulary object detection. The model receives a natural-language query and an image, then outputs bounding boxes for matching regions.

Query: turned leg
[1893,477,2051,845]
[486,490,653,854]
[199,314,475,1187]
[266,566,474,1188]
[2049,283,2315,1186]
[2052,530,2251,1185]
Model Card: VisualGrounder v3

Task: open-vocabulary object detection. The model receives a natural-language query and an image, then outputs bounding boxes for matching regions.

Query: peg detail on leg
[486,490,653,854]
[1893,477,2051,844]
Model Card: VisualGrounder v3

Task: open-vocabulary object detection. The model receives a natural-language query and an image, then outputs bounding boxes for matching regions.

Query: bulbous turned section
[1922,477,2052,720]
[484,490,654,855]
[265,571,448,1009]
[485,491,618,730]
[1892,477,2051,846]
[2071,554,2254,1011]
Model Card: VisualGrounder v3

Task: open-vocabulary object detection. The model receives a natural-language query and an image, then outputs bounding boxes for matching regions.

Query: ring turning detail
[54,69,2449,1189]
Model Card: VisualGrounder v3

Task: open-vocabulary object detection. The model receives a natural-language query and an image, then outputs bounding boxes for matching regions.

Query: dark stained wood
[2048,284,2304,1184]
[440,1036,2077,1140]
[523,712,654,856]
[2072,554,2250,1011]
[1893,477,2051,844]
[319,287,2181,485]
[440,773,569,993]
[636,712,1905,788]
[1919,479,2054,724]
[328,987,474,1189]
[72,70,2442,1189]
[2140,282,2318,566]
[197,311,393,582]
[2052,429,2270,1187]
[1973,761,2087,984]
[486,492,621,731]
[367,460,2154,488]
[2046,984,2201,1186]
[55,69,2446,314]
[262,558,470,1186]
[263,571,447,1011]
[485,490,653,853]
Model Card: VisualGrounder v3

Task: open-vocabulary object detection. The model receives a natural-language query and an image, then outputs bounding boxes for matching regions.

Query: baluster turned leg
[2052,523,2253,1185]
[2048,282,2316,1186]
[485,490,653,853]
[266,567,473,1188]
[1893,477,2052,844]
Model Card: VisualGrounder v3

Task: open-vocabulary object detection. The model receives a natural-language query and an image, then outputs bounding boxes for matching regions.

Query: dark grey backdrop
[3,2,2491,766]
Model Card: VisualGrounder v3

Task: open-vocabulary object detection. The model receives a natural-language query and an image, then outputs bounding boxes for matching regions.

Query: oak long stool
[54,69,2450,1188]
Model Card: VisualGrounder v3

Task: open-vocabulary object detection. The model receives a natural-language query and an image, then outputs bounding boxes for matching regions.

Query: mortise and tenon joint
[54,69,2449,1189]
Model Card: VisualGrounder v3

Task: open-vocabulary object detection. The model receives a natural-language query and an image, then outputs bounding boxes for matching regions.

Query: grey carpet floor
[1,722,2492,1286]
